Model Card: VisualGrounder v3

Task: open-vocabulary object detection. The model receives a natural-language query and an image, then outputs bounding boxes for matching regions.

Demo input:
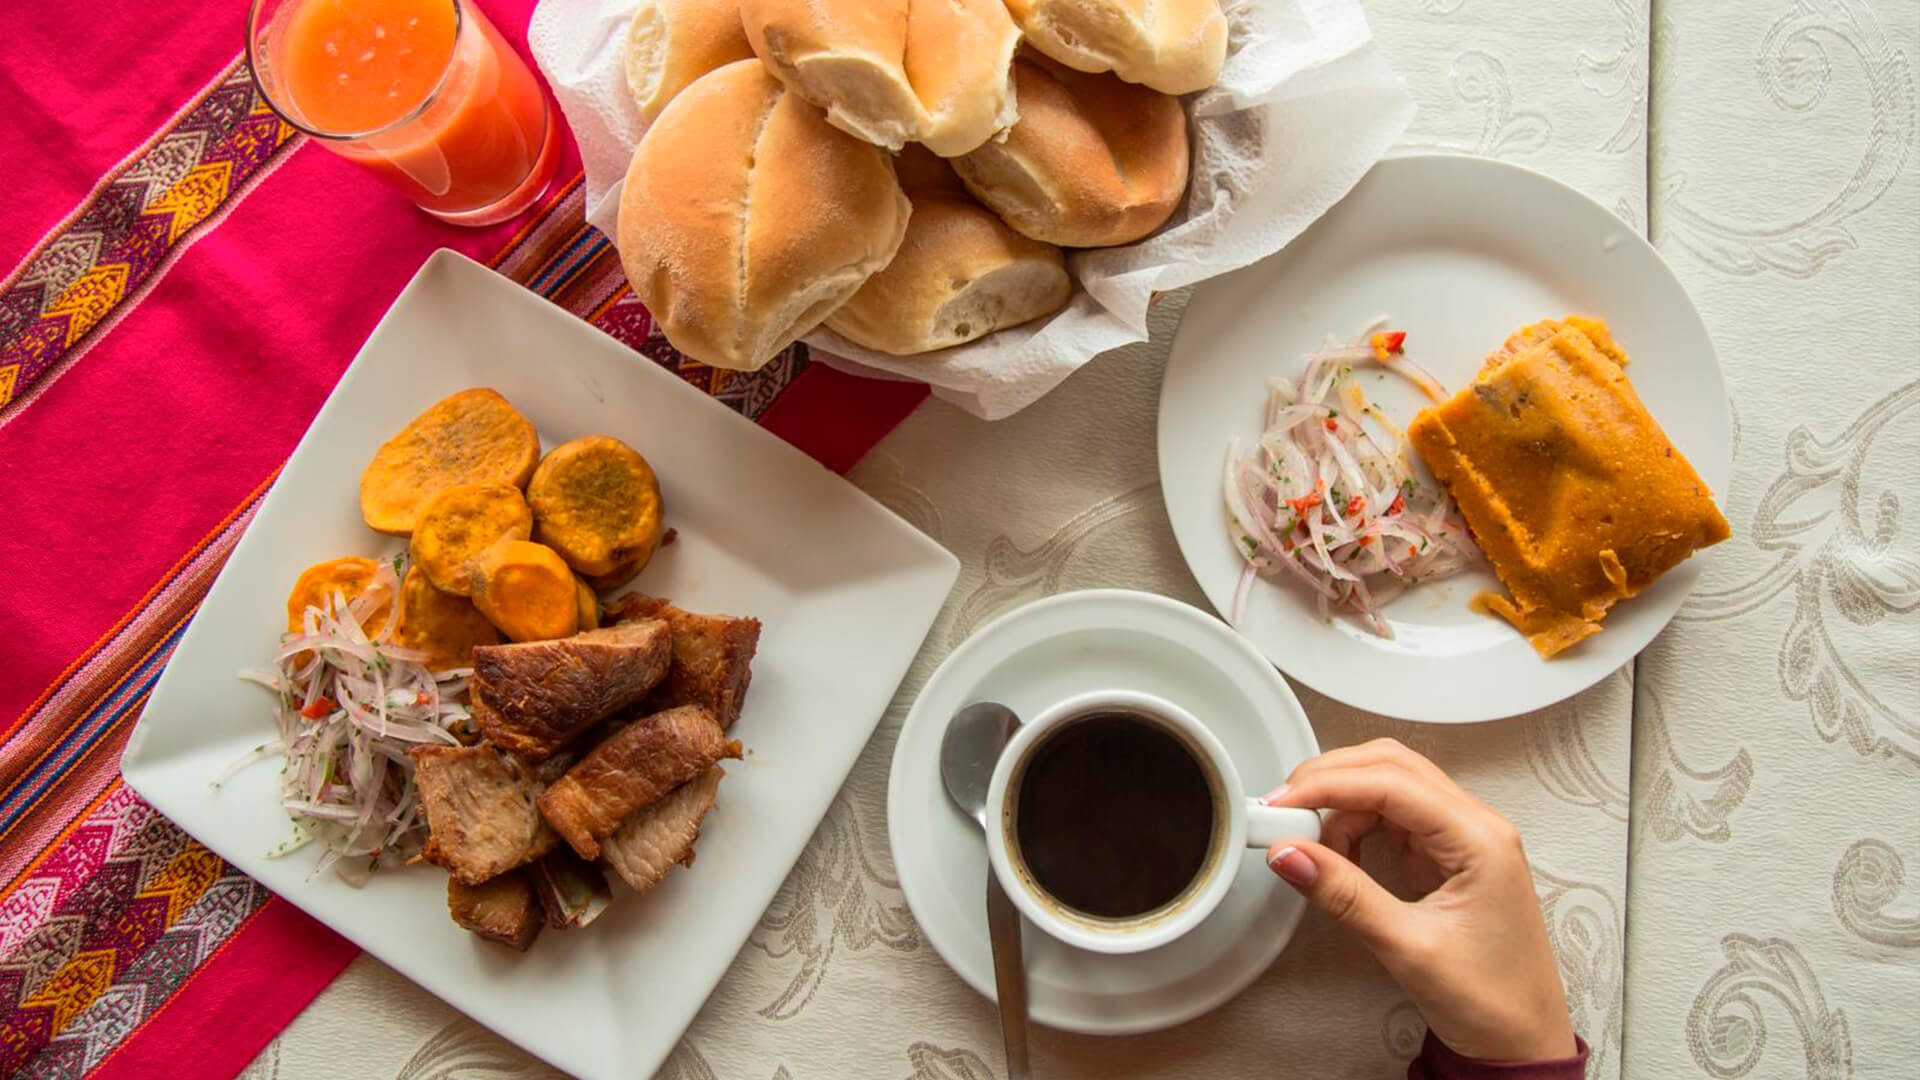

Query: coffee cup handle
[1243,800,1322,849]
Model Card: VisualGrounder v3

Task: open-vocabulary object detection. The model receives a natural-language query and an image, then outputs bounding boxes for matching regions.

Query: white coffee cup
[984,689,1321,954]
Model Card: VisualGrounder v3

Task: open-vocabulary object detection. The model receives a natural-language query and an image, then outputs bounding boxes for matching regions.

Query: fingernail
[1259,783,1289,805]
[1267,845,1318,888]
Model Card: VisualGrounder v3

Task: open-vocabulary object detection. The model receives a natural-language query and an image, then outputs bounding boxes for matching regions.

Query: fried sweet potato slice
[472,541,580,642]
[394,566,503,671]
[286,556,392,637]
[360,388,540,535]
[411,482,535,595]
[527,436,664,578]
[585,553,646,592]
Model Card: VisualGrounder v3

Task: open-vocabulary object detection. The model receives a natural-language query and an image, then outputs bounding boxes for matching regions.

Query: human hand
[1263,738,1577,1063]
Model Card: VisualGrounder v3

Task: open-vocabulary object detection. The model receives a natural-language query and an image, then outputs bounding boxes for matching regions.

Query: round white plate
[888,590,1322,1035]
[1158,154,1732,723]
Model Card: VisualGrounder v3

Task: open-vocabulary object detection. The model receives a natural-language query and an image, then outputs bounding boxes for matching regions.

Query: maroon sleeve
[1406,1032,1589,1080]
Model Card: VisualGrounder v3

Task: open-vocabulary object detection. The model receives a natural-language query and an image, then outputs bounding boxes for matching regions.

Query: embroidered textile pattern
[0,59,301,415]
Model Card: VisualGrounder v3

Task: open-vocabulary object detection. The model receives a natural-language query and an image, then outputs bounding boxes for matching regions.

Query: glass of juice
[247,0,560,225]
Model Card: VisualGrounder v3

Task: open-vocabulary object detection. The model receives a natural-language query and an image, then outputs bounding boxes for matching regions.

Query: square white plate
[122,250,958,1080]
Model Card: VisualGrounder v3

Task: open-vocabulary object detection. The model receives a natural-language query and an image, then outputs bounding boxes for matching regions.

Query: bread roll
[954,56,1189,248]
[826,192,1071,355]
[617,59,911,371]
[899,0,1022,155]
[739,0,1019,156]
[1005,0,1226,95]
[890,143,969,197]
[625,0,756,126]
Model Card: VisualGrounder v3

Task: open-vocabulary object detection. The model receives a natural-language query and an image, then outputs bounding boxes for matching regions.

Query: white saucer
[887,589,1322,1035]
[1158,153,1732,722]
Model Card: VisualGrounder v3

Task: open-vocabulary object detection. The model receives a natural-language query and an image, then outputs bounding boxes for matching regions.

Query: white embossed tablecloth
[1622,4,1919,1080]
[239,3,1918,1078]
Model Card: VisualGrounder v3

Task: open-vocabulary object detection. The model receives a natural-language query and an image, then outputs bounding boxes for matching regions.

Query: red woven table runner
[0,3,927,1075]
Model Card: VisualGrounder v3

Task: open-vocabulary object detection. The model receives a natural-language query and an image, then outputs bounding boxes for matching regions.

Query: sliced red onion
[232,550,475,885]
[1222,324,1479,637]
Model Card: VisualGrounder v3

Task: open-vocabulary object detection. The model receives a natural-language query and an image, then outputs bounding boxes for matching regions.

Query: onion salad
[1222,321,1478,638]
[229,557,476,884]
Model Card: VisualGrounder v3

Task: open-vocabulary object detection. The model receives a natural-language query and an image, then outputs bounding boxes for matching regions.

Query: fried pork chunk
[526,846,614,929]
[471,618,672,759]
[411,744,558,885]
[448,871,543,951]
[601,767,724,895]
[604,595,761,730]
[538,706,740,859]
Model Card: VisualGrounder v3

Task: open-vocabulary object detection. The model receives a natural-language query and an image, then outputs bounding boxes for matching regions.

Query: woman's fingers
[1287,738,1465,798]
[1271,762,1471,839]
[1266,839,1417,958]
[1382,823,1412,855]
[1317,809,1381,858]
[1403,848,1446,896]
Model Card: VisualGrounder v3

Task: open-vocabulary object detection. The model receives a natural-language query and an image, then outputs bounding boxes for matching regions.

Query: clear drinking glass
[247,0,560,226]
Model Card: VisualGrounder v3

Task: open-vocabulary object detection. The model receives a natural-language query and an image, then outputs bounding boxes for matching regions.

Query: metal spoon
[940,702,1030,1080]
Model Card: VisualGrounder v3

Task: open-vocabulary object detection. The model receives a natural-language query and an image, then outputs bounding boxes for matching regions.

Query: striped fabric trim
[0,57,303,423]
[490,174,586,280]
[0,784,276,1075]
[0,175,591,850]
[0,531,271,904]
[487,174,584,275]
[84,895,354,1080]
[2,472,275,753]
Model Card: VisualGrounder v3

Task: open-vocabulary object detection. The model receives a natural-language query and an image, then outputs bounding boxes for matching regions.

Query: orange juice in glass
[248,0,559,225]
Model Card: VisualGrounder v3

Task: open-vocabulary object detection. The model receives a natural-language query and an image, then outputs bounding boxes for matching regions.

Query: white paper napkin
[528,0,1414,418]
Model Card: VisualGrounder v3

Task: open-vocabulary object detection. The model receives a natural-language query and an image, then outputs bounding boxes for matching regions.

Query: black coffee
[1012,712,1216,919]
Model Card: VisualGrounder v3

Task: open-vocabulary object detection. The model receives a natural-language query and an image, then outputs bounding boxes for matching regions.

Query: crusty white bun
[900,0,1023,155]
[624,0,756,127]
[890,143,970,197]
[1005,0,1226,95]
[826,191,1071,355]
[739,0,1020,156]
[617,59,911,371]
[953,55,1189,248]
